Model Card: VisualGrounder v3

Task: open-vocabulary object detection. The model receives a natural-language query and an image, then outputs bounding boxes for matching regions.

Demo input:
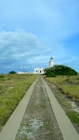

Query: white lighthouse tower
[49,57,54,68]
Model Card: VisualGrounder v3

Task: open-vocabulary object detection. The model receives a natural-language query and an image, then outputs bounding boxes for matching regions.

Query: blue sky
[0,0,79,73]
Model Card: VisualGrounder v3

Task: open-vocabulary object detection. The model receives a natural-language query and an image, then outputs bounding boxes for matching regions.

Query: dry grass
[45,75,79,102]
[0,74,37,131]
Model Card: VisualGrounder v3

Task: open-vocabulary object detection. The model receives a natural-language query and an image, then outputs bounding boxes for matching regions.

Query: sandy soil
[15,76,63,140]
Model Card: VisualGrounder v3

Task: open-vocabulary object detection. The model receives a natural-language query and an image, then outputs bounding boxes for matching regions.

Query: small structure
[49,57,54,68]
[17,72,28,74]
[18,57,55,74]
[34,57,55,74]
[34,68,44,74]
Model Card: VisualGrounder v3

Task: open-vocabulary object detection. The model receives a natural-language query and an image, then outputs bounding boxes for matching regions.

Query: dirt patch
[15,76,63,140]
[46,80,79,134]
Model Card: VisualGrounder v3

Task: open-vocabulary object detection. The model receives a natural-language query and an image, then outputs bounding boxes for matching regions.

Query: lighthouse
[34,57,55,74]
[49,57,54,68]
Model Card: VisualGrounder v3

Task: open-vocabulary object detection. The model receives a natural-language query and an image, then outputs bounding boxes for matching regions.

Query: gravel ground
[15,76,63,140]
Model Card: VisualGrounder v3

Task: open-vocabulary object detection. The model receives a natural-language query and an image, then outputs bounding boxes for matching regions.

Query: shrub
[9,71,16,74]
[44,65,78,77]
[0,75,4,78]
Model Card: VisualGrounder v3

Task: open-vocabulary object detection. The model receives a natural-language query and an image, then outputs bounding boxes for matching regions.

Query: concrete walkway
[0,79,37,140]
[0,76,79,140]
[42,77,79,140]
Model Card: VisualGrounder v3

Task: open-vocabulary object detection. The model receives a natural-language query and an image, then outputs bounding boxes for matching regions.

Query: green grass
[45,75,79,128]
[59,100,68,106]
[66,111,79,124]
[0,74,37,131]
[45,75,79,101]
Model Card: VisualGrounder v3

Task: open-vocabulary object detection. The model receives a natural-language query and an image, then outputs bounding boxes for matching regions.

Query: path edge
[42,77,79,140]
[0,78,37,140]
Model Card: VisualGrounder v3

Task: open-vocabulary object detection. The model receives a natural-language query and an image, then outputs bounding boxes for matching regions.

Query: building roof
[50,57,53,60]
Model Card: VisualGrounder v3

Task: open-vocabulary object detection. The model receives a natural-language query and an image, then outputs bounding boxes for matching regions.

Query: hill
[44,65,78,77]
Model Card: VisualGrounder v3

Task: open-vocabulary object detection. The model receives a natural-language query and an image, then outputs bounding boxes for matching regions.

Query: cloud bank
[0,0,79,73]
[0,29,70,73]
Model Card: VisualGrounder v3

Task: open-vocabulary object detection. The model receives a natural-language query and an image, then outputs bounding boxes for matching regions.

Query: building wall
[34,68,45,74]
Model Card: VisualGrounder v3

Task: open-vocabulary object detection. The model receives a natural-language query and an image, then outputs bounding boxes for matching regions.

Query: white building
[17,72,28,74]
[34,57,54,74]
[34,68,44,74]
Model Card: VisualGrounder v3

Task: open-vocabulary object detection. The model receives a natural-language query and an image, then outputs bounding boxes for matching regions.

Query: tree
[44,65,78,77]
[9,71,16,74]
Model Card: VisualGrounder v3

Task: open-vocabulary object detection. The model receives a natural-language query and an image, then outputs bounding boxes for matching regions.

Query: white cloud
[0,30,67,70]
[0,30,52,70]
[0,0,79,72]
[0,29,78,73]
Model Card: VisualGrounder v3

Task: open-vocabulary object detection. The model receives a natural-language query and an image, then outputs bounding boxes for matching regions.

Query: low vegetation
[44,65,78,77]
[66,111,79,124]
[9,71,16,74]
[45,75,79,101]
[44,65,79,101]
[0,74,37,131]
[45,75,79,129]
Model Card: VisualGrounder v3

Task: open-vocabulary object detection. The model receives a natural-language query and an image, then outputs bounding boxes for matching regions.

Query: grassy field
[45,75,79,102]
[0,74,37,131]
[45,75,79,129]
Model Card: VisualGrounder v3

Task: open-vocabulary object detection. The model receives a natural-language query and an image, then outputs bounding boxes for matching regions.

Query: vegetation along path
[15,75,63,140]
[0,75,79,140]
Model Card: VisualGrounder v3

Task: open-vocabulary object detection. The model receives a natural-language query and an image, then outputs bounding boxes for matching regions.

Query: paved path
[42,77,79,140]
[0,78,37,140]
[15,75,63,140]
[0,75,79,140]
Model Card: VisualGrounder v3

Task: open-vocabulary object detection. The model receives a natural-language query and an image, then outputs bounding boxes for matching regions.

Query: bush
[44,65,78,77]
[0,75,4,78]
[9,71,16,74]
